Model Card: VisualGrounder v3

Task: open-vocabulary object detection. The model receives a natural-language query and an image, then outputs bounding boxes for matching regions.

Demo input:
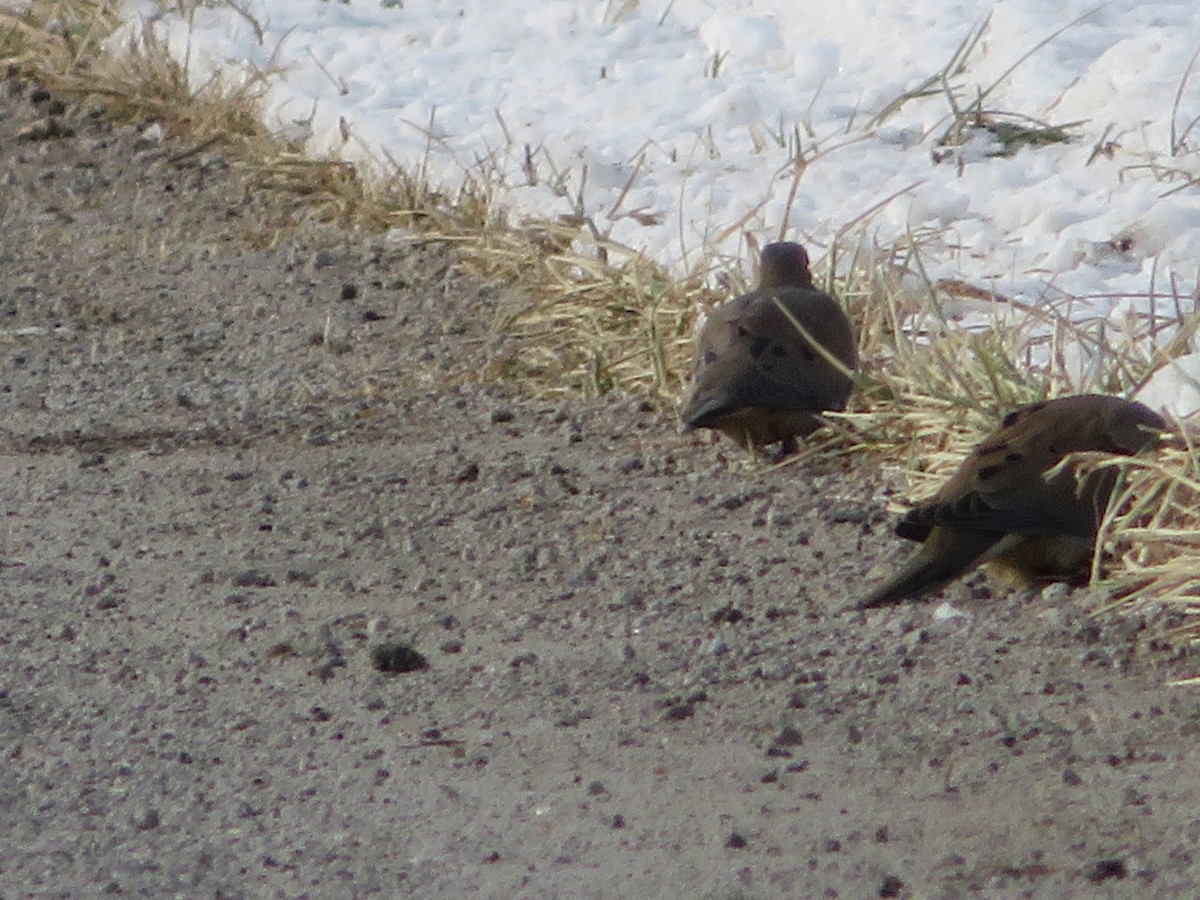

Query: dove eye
[703,350,718,366]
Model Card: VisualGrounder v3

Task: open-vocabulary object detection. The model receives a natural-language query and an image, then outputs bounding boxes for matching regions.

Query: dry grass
[2,1,273,153]
[1088,442,1200,641]
[5,0,1200,637]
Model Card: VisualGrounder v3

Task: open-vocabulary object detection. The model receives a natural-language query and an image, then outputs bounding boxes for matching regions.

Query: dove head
[1106,399,1169,454]
[758,242,815,290]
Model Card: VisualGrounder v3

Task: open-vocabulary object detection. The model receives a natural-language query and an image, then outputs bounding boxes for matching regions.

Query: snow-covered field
[118,0,1200,414]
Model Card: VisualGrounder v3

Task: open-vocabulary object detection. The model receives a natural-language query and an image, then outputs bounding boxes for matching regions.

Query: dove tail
[853,531,1001,610]
[855,556,962,609]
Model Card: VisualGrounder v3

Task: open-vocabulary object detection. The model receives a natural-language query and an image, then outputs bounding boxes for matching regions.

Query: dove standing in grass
[856,394,1168,609]
[680,241,857,456]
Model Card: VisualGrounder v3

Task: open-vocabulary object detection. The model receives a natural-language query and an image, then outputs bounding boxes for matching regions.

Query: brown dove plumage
[857,394,1167,609]
[681,241,857,455]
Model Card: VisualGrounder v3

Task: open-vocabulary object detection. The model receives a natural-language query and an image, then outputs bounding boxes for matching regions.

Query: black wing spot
[950,493,988,519]
[1001,401,1046,428]
[749,336,771,358]
[977,463,1004,481]
[895,516,931,542]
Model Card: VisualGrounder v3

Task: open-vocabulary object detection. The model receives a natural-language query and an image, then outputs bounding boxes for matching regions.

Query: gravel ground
[4,78,1200,899]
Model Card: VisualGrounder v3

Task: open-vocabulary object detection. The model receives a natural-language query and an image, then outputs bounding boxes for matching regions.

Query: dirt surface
[5,78,1200,899]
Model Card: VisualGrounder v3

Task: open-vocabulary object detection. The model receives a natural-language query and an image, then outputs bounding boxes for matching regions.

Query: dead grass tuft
[784,239,1049,481]
[1088,441,1200,639]
[4,1,269,149]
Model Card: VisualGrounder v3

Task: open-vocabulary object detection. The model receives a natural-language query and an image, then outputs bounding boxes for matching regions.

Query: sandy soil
[4,78,1200,899]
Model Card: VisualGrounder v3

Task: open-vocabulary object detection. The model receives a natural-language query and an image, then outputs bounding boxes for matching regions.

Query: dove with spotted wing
[681,242,857,456]
[857,394,1167,609]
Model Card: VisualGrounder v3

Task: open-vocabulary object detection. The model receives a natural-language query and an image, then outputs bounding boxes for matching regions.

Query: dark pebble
[1084,858,1127,882]
[371,643,429,674]
[232,570,277,588]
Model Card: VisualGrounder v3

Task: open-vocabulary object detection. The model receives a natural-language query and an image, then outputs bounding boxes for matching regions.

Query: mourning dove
[857,394,1168,609]
[680,241,857,456]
